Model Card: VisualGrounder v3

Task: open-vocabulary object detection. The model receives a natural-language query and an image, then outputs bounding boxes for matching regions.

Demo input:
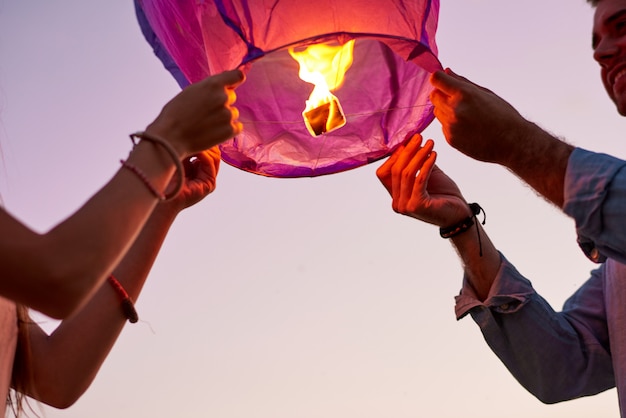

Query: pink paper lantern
[135,0,441,177]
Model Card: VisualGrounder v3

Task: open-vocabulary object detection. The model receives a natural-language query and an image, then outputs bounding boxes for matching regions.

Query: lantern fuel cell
[303,95,346,136]
[289,41,354,137]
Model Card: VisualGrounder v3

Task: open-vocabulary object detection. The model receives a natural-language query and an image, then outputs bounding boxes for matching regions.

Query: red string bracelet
[107,275,139,324]
[120,159,166,201]
[129,131,185,200]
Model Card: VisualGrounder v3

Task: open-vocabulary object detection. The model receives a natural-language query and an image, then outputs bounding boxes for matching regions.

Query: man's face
[593,0,626,115]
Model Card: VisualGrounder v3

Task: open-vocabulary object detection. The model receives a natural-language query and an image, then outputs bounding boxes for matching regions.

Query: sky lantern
[134,0,441,177]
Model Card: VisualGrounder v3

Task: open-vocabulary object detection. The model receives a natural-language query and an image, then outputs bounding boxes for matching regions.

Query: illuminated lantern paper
[135,0,441,177]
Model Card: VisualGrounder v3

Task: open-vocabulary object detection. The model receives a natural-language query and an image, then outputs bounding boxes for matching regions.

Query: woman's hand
[162,146,222,212]
[146,69,246,158]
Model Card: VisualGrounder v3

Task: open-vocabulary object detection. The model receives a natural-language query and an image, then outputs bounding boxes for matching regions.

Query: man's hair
[587,0,599,6]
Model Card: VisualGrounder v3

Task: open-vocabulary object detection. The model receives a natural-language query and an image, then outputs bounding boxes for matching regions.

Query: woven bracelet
[439,203,486,256]
[129,131,185,200]
[108,275,139,324]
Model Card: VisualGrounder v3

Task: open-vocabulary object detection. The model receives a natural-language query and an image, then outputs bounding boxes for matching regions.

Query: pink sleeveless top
[0,297,18,415]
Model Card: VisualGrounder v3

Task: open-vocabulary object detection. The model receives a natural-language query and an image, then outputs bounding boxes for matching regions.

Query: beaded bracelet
[439,203,486,256]
[129,131,185,200]
[108,275,139,324]
[120,159,166,200]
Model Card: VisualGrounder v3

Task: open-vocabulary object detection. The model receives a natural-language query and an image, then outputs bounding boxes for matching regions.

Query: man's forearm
[503,122,574,208]
[450,223,502,302]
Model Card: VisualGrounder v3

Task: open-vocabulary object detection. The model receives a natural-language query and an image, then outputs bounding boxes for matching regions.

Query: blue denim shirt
[564,148,626,265]
[455,148,626,413]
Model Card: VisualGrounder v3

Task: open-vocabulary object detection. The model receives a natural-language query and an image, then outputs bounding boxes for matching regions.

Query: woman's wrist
[144,123,189,159]
[129,132,185,200]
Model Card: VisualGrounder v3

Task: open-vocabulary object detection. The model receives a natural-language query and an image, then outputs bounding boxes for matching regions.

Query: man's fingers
[391,134,423,201]
[398,140,434,207]
[376,146,402,195]
[431,68,481,96]
[430,70,461,95]
[438,68,495,96]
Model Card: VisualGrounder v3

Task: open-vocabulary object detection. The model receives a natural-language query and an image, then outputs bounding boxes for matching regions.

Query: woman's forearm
[25,203,179,408]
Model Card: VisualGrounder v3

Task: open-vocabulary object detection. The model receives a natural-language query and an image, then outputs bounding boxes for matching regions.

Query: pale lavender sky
[0,1,622,417]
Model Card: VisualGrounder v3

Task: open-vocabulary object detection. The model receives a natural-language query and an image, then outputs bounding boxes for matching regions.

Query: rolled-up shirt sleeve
[454,255,615,403]
[563,148,626,264]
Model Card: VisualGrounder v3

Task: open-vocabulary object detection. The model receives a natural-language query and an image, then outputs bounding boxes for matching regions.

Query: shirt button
[590,248,601,262]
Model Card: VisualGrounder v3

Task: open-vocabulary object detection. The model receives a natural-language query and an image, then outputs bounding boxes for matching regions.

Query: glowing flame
[289,40,355,136]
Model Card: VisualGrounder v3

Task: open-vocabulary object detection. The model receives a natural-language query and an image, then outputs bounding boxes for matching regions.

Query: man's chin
[613,94,626,116]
